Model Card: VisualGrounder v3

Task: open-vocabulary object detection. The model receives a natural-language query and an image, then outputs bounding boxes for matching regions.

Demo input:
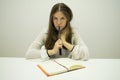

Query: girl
[25,3,89,61]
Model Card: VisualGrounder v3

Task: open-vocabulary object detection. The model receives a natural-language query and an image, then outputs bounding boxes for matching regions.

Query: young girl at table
[25,3,89,61]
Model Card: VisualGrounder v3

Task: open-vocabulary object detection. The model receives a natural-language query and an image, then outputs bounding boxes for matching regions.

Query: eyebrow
[53,16,65,19]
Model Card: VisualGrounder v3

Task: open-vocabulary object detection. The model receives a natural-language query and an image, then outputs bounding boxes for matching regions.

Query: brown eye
[61,17,65,20]
[53,17,58,21]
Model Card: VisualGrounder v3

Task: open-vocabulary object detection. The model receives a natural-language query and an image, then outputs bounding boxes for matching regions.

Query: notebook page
[38,60,67,75]
[55,58,83,70]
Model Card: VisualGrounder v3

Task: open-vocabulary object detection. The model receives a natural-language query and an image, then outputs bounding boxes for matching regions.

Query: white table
[0,57,120,80]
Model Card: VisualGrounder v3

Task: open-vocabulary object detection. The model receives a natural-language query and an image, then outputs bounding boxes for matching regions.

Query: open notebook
[37,58,85,76]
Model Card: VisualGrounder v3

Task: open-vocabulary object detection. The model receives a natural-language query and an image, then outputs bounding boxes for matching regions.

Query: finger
[57,44,61,48]
[58,39,61,41]
[57,42,62,45]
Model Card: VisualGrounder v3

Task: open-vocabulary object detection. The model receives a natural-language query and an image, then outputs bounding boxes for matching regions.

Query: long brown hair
[45,3,73,49]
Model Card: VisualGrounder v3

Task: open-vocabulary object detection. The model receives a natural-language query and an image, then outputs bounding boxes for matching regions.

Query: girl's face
[53,11,67,30]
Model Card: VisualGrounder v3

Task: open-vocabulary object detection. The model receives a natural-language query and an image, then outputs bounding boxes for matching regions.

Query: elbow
[25,51,32,59]
[24,49,41,59]
[81,46,89,61]
[72,45,89,61]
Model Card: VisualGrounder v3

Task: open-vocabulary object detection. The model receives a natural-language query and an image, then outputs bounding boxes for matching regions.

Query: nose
[57,19,61,25]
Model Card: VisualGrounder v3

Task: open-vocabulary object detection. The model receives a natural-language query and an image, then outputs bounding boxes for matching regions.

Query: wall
[0,0,120,58]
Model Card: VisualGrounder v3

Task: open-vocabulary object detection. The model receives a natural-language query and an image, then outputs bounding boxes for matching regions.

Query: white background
[0,0,120,58]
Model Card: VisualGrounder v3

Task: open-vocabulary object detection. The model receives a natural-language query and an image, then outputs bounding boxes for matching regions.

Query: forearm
[25,45,50,61]
[63,41,74,51]
[48,49,56,55]
[71,44,89,60]
[25,49,41,59]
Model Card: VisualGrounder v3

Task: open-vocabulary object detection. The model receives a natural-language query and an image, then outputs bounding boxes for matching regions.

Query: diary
[37,58,85,76]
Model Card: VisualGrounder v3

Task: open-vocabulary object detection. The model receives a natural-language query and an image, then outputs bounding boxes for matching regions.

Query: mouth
[57,26,61,30]
[58,26,60,31]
